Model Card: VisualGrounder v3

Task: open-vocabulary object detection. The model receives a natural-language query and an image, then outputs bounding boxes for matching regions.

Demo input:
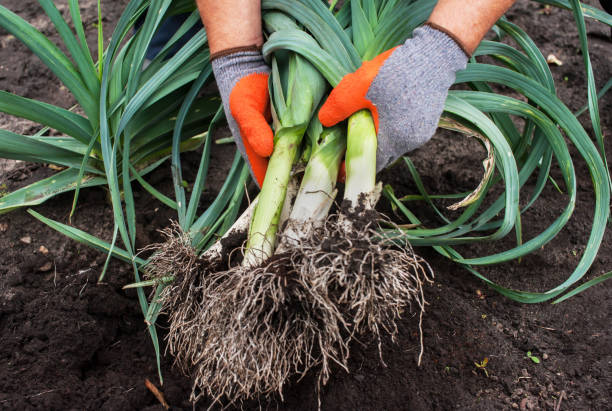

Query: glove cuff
[409,25,469,73]
[212,50,270,98]
[210,45,261,61]
[424,22,472,58]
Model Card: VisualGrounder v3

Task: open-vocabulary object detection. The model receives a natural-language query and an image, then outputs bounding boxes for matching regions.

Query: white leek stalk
[242,50,327,266]
[280,123,345,250]
[344,109,379,209]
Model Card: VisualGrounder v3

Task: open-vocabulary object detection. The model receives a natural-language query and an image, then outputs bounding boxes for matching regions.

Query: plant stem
[96,0,103,79]
[344,110,377,207]
[243,127,303,267]
[280,126,345,248]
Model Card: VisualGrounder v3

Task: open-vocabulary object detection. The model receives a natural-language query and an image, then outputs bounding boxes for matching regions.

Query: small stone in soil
[20,236,31,244]
[0,222,7,232]
[39,262,53,272]
[546,53,563,66]
[520,396,538,410]
[38,245,49,255]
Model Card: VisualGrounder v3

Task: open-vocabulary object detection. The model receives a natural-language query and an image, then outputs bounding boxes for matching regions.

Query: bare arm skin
[428,0,517,56]
[196,0,263,55]
[196,1,516,57]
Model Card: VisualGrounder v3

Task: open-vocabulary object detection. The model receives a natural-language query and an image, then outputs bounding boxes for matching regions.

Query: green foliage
[526,351,541,364]
[261,0,611,303]
[0,3,218,216]
[0,0,248,381]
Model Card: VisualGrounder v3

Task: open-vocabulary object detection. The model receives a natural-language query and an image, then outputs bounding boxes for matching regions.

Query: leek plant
[278,117,345,249]
[242,36,327,264]
[261,0,612,305]
[148,12,349,402]
[168,0,611,402]
[261,0,433,358]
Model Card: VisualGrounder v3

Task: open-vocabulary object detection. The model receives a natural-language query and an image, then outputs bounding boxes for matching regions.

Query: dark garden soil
[1,1,611,410]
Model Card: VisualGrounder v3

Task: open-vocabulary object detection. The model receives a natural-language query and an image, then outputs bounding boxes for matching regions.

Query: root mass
[144,213,433,405]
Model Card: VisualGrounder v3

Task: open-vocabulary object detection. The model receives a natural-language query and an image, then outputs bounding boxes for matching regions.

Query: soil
[0,1,610,410]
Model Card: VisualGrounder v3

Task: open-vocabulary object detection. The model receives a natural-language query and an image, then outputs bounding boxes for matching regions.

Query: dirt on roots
[144,210,431,406]
[1,0,611,410]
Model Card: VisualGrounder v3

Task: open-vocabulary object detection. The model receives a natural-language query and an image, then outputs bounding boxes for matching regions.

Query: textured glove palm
[319,25,469,172]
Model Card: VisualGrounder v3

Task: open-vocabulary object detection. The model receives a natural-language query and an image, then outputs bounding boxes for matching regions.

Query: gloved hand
[211,47,273,186]
[319,24,469,172]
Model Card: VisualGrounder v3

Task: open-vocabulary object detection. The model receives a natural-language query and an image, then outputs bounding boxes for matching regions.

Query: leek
[243,13,327,266]
[280,118,346,249]
[344,109,378,209]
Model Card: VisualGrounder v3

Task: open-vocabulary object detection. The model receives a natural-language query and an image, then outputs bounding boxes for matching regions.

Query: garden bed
[0,0,610,409]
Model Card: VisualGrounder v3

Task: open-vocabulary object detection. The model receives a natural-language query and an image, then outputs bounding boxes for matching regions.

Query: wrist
[197,0,264,56]
[426,14,480,57]
[211,50,269,93]
[426,0,516,56]
[423,22,471,58]
[407,25,468,73]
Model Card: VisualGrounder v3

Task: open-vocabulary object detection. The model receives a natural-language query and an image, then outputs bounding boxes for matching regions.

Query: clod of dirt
[38,261,53,272]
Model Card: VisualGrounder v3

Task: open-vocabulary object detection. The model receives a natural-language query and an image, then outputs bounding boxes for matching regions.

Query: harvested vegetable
[142,0,611,404]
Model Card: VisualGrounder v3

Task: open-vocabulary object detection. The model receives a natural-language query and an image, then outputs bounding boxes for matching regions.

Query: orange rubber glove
[211,47,273,186]
[319,47,396,134]
[319,25,468,172]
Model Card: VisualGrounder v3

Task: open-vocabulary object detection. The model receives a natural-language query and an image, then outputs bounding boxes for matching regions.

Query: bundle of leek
[146,0,611,405]
[148,7,432,403]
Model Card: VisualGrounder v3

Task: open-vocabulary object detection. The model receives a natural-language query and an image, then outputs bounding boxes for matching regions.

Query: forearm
[428,0,516,56]
[196,0,263,55]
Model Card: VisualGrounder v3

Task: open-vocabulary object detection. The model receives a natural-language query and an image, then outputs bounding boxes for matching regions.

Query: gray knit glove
[211,48,272,186]
[319,25,469,172]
